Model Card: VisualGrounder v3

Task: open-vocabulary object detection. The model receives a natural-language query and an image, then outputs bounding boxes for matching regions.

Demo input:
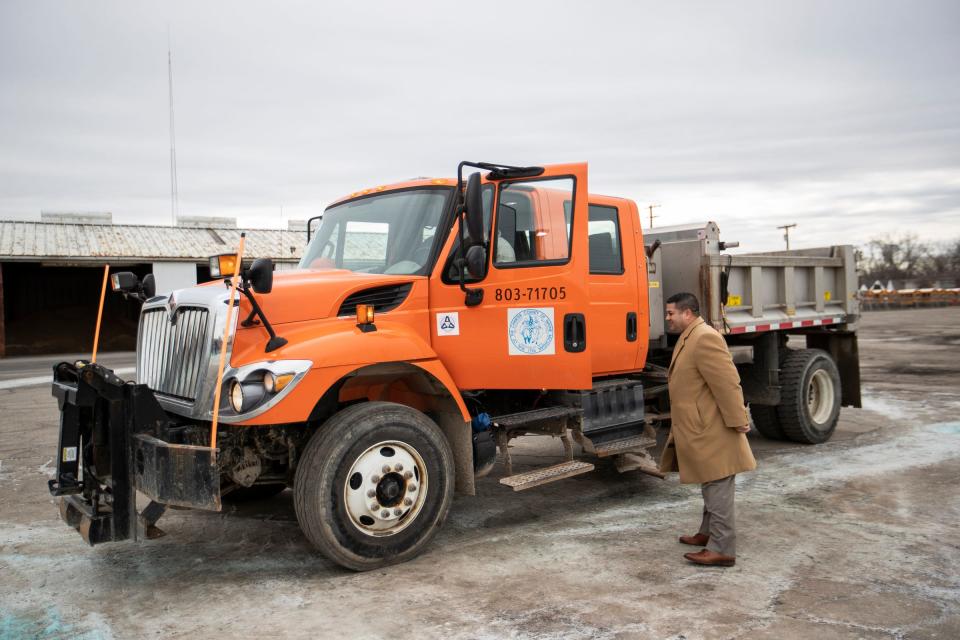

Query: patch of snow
[37,459,55,478]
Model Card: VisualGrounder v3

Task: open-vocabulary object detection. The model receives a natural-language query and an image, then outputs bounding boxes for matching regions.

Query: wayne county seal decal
[507,307,555,355]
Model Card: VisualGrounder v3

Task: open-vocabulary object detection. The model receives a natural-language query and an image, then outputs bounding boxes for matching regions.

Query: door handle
[626,312,637,342]
[564,313,586,353]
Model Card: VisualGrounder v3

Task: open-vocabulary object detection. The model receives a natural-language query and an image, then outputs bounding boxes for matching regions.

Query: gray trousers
[697,474,736,556]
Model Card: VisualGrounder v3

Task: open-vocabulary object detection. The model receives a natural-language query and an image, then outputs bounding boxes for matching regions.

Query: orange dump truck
[49,162,861,570]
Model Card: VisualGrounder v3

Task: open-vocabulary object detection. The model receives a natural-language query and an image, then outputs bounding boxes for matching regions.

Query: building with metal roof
[0,216,304,264]
[0,214,310,357]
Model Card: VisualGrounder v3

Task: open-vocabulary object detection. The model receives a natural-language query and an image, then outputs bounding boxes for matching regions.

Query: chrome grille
[137,306,211,401]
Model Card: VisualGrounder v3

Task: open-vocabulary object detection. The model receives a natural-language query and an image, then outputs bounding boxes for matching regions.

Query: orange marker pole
[91,264,110,363]
[209,233,246,450]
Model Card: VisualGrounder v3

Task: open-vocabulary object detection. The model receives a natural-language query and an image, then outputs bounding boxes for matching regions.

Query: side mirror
[141,273,156,299]
[248,258,274,294]
[110,271,139,293]
[464,172,484,245]
[465,245,487,279]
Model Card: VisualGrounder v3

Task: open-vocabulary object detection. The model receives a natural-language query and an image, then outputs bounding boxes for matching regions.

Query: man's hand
[734,424,750,433]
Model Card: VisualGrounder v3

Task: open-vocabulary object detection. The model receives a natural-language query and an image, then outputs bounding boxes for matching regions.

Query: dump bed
[645,222,859,342]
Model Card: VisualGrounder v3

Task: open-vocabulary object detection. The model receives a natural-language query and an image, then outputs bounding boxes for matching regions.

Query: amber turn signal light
[263,372,295,394]
[209,253,239,279]
[356,304,375,325]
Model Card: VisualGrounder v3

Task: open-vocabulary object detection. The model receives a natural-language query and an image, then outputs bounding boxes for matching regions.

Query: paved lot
[1,308,959,639]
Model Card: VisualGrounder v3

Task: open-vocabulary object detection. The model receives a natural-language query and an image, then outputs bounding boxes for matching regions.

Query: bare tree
[861,234,960,288]
[863,234,928,284]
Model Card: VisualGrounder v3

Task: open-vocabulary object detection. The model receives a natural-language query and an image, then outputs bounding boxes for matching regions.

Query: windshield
[299,188,451,275]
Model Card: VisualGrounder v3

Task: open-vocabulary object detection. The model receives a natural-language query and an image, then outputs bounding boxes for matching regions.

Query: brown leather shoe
[683,548,736,567]
[679,533,709,546]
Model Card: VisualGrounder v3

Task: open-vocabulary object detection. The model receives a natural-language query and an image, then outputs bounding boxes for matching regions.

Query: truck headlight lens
[263,372,295,394]
[220,360,310,419]
[230,380,244,412]
[263,372,275,393]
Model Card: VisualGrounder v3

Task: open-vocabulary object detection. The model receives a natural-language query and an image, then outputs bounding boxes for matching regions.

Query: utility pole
[777,223,797,250]
[647,204,661,228]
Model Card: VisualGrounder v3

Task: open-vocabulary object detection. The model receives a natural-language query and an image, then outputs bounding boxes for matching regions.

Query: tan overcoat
[659,317,757,484]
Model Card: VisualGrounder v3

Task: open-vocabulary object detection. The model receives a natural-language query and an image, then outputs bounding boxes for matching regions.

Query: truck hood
[240,269,420,325]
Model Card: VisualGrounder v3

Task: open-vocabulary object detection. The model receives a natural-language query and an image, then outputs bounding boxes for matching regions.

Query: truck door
[429,163,592,391]
[586,199,641,375]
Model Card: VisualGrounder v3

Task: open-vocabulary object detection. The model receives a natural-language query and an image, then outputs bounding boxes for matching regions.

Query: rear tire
[777,348,842,444]
[750,404,786,440]
[294,401,455,571]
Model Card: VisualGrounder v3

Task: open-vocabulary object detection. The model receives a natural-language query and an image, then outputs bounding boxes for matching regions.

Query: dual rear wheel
[750,348,842,444]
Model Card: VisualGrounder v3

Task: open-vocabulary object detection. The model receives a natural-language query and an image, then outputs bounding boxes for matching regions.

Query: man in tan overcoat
[659,292,756,566]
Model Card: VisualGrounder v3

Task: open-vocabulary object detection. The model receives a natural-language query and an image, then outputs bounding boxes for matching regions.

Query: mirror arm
[458,161,532,307]
[120,291,147,303]
[306,214,323,243]
[237,284,288,352]
[240,306,260,327]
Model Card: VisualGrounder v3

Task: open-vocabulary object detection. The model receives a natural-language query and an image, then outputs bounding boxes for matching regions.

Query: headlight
[218,360,311,421]
[230,380,244,412]
[263,372,294,394]
[263,372,276,394]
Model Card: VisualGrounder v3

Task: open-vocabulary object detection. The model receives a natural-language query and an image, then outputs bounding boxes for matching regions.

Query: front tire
[777,348,842,444]
[294,401,455,571]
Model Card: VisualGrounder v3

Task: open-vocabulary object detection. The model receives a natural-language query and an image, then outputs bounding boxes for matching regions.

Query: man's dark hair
[666,292,700,316]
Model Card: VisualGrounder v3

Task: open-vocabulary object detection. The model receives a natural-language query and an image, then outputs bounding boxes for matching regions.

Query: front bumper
[49,361,221,545]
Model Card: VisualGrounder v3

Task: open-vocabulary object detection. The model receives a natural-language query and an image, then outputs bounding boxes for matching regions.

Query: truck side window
[588,205,624,275]
[494,177,574,268]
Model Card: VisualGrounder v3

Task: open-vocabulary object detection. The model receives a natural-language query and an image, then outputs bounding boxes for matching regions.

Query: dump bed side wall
[645,222,859,339]
[710,245,858,334]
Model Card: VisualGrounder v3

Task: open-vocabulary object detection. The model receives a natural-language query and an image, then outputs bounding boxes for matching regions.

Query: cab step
[499,460,595,491]
[493,406,581,430]
[591,433,657,457]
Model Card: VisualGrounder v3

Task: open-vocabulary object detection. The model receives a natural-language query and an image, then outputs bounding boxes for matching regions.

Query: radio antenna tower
[168,28,180,226]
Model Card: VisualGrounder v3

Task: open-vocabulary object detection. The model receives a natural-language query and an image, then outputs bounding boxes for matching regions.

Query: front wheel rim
[343,440,428,537]
[807,369,835,425]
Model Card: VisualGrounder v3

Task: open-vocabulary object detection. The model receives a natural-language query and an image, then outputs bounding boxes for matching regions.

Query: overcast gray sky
[1,0,958,251]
